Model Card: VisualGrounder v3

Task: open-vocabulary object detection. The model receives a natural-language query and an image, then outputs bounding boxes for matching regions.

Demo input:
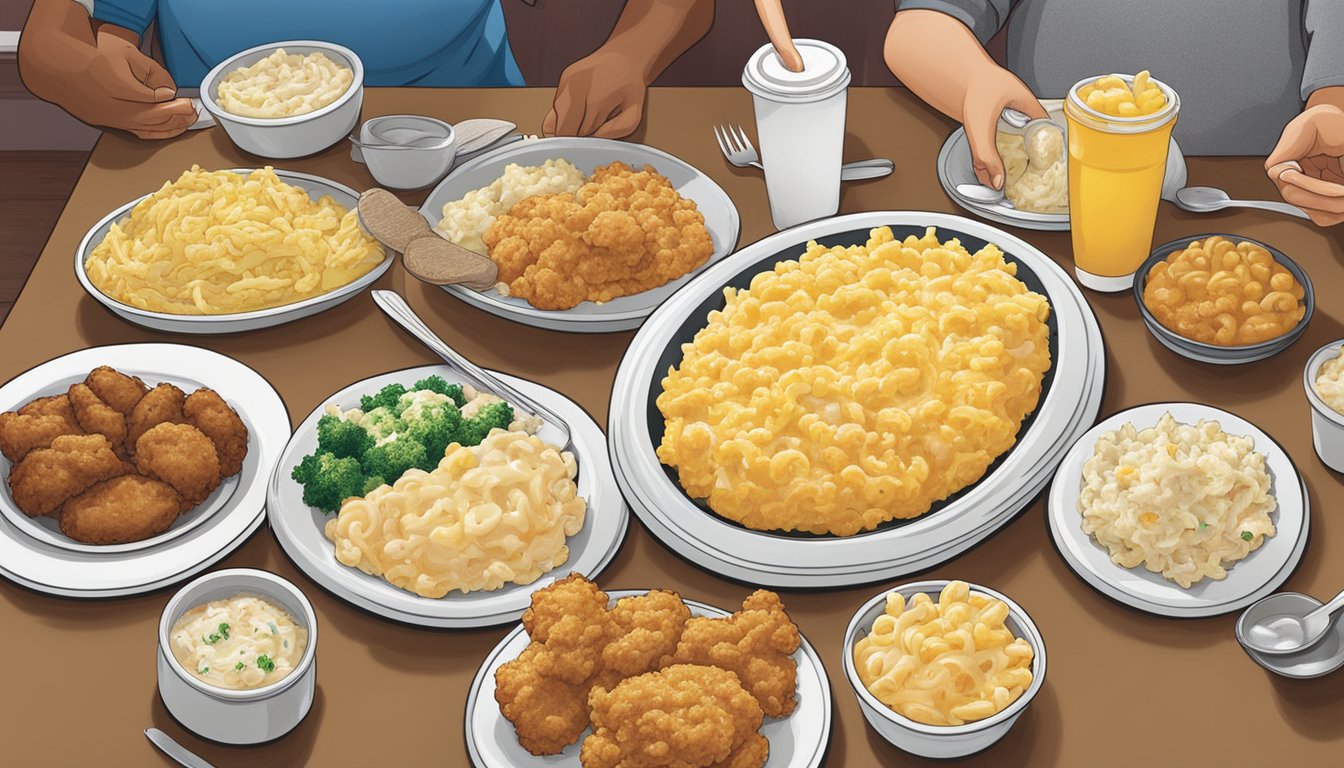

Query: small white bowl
[842,580,1047,759]
[200,41,364,159]
[358,115,457,190]
[1304,341,1344,472]
[157,569,318,745]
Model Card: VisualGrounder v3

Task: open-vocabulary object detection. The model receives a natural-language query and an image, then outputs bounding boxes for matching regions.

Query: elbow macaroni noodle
[1078,71,1167,117]
[216,49,353,119]
[854,581,1034,726]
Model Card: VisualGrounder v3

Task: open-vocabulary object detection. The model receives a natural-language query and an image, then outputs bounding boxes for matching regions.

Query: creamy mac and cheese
[169,593,307,690]
[1078,413,1277,588]
[657,226,1052,536]
[1314,348,1344,415]
[1078,70,1167,117]
[216,49,353,119]
[854,581,1034,726]
[997,128,1067,213]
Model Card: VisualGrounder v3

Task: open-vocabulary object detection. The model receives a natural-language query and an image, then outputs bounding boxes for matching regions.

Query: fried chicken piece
[484,162,714,310]
[135,423,221,509]
[18,394,81,429]
[84,366,148,415]
[127,383,185,449]
[7,434,125,516]
[183,388,248,477]
[68,383,129,455]
[663,590,801,718]
[495,644,593,756]
[0,411,84,463]
[520,574,620,685]
[59,475,183,544]
[602,589,692,679]
[581,665,766,768]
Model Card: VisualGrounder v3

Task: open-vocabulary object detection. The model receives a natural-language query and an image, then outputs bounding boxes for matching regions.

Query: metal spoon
[1243,588,1344,655]
[1173,186,1311,219]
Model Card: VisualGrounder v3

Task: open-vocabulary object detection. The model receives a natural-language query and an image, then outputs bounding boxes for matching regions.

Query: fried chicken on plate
[8,434,124,516]
[84,366,148,415]
[59,474,183,544]
[135,423,221,508]
[127,382,186,449]
[0,410,83,463]
[183,388,249,478]
[68,383,128,455]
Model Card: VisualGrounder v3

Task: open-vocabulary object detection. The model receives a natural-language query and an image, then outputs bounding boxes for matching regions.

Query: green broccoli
[291,452,366,514]
[361,475,387,495]
[461,400,515,445]
[359,406,404,442]
[403,401,466,463]
[413,375,466,407]
[359,383,408,412]
[315,413,374,459]
[362,439,430,479]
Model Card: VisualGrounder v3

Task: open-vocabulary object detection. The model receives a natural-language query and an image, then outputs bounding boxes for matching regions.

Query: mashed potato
[997,129,1066,214]
[435,159,585,255]
[216,49,353,119]
[1315,348,1344,415]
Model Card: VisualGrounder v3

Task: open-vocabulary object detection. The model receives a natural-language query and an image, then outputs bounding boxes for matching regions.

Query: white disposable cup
[1304,341,1344,473]
[743,39,850,231]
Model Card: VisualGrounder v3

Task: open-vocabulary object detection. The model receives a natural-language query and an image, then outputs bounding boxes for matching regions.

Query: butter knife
[146,728,215,768]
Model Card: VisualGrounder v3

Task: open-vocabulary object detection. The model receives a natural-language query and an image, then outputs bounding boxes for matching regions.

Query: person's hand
[1266,104,1344,227]
[65,29,197,139]
[542,49,646,139]
[962,68,1048,189]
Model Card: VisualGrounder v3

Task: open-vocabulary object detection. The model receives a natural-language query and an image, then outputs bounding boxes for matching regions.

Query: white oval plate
[609,211,1104,587]
[0,344,288,597]
[418,137,741,333]
[1047,402,1308,617]
[267,365,628,628]
[465,589,832,768]
[74,169,392,335]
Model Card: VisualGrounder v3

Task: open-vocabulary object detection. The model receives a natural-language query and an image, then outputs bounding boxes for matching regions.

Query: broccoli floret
[361,439,430,479]
[359,383,408,412]
[316,413,374,459]
[360,406,404,442]
[291,452,366,514]
[361,475,387,495]
[404,402,466,463]
[461,400,515,445]
[413,375,466,407]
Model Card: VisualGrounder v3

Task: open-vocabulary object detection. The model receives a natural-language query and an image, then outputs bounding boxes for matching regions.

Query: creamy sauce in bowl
[169,593,307,690]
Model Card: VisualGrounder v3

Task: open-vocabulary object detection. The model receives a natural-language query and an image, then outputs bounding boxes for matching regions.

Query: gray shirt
[898,0,1344,155]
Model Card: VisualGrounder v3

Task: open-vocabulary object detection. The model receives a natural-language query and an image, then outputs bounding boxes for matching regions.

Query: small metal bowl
[842,580,1047,759]
[1133,234,1314,365]
[1236,592,1344,679]
[1303,340,1344,473]
[157,568,318,744]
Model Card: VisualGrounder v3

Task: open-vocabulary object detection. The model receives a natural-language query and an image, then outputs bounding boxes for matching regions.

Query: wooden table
[3,87,1343,767]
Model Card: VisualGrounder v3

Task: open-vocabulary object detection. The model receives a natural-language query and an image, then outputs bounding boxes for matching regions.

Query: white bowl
[200,41,364,159]
[157,569,318,745]
[1304,341,1344,472]
[842,580,1047,759]
[359,115,457,190]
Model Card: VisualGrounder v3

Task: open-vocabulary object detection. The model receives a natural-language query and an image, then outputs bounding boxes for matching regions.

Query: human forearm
[884,9,1000,122]
[1308,86,1344,113]
[18,0,97,103]
[599,0,714,85]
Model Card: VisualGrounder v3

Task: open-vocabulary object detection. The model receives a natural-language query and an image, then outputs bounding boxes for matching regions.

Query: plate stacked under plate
[267,365,629,628]
[608,212,1105,587]
[0,344,289,597]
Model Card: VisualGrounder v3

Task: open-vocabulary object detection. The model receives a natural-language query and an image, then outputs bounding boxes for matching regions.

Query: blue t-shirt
[92,0,524,87]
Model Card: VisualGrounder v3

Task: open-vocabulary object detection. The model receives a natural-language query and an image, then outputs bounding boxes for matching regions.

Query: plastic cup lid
[743,39,850,101]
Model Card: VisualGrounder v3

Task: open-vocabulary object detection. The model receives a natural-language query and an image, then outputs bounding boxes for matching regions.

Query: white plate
[1047,402,1309,617]
[74,169,392,335]
[465,589,832,768]
[267,365,629,628]
[0,344,288,597]
[609,212,1104,587]
[418,137,741,333]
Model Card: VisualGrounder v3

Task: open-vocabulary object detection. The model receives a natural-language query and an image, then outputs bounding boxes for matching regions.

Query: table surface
[3,87,1342,768]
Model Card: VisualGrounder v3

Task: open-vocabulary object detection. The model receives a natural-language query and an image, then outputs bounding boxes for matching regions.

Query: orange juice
[1064,74,1179,292]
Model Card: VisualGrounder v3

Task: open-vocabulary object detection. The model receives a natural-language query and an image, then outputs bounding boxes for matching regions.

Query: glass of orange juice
[1064,72,1180,292]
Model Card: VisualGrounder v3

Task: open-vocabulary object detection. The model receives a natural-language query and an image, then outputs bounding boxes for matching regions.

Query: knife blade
[146,728,216,768]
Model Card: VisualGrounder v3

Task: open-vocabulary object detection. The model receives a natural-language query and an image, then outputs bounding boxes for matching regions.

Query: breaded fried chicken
[18,394,81,429]
[183,388,249,476]
[520,574,620,685]
[59,474,182,544]
[0,411,84,463]
[127,383,185,449]
[84,366,148,415]
[663,590,801,718]
[8,434,125,516]
[581,664,766,768]
[603,589,692,679]
[135,423,221,508]
[68,383,128,454]
[495,644,593,756]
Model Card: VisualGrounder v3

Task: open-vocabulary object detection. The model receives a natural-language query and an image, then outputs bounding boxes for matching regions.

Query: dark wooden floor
[0,150,88,324]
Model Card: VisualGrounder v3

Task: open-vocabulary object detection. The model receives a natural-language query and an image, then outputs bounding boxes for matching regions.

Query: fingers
[591,105,643,139]
[965,124,1005,189]
[130,124,190,141]
[1275,178,1344,224]
[1007,95,1049,121]
[548,79,585,137]
[1266,112,1316,170]
[578,101,617,137]
[1279,167,1344,198]
[541,108,558,137]
[121,99,197,137]
[106,53,177,103]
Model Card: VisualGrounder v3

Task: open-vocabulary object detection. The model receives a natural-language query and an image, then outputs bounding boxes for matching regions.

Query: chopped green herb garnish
[257,655,276,673]
[235,662,245,671]
[1199,522,1209,530]
[199,667,209,674]
[218,623,230,640]
[204,633,221,644]
[1241,531,1254,541]
[283,640,289,648]
[268,622,278,635]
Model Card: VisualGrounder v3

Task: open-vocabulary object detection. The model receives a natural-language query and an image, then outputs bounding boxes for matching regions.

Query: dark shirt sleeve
[1303,0,1344,98]
[90,0,158,37]
[895,0,1011,45]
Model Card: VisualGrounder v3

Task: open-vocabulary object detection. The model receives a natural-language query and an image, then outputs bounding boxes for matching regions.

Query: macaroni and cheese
[996,128,1067,213]
[325,429,585,598]
[657,226,1052,536]
[1313,347,1344,415]
[169,593,307,690]
[1143,237,1305,346]
[85,166,383,315]
[216,49,353,119]
[1078,413,1277,588]
[853,581,1034,726]
[1078,70,1167,117]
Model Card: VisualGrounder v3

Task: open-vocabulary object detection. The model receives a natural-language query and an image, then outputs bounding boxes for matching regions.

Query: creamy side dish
[997,127,1067,214]
[216,49,353,119]
[169,593,307,690]
[1314,348,1344,415]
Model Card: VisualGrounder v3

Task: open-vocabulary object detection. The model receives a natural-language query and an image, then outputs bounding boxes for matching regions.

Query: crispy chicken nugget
[8,434,125,516]
[59,475,183,544]
[602,589,692,678]
[183,388,249,477]
[581,664,766,768]
[85,366,148,415]
[135,423,221,509]
[18,394,81,429]
[0,411,84,463]
[663,590,801,718]
[495,644,593,756]
[520,574,620,686]
[68,383,128,454]
[127,383,185,449]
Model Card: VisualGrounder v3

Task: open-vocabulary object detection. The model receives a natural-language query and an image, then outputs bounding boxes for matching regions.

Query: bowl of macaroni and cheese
[1304,341,1344,473]
[200,41,363,159]
[157,568,318,744]
[843,580,1046,759]
[1134,234,1313,365]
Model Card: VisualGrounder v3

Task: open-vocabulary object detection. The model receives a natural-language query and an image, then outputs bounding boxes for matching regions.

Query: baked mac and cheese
[1078,70,1167,117]
[216,49,353,119]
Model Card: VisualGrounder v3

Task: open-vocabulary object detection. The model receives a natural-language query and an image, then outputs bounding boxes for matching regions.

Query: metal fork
[713,124,893,181]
